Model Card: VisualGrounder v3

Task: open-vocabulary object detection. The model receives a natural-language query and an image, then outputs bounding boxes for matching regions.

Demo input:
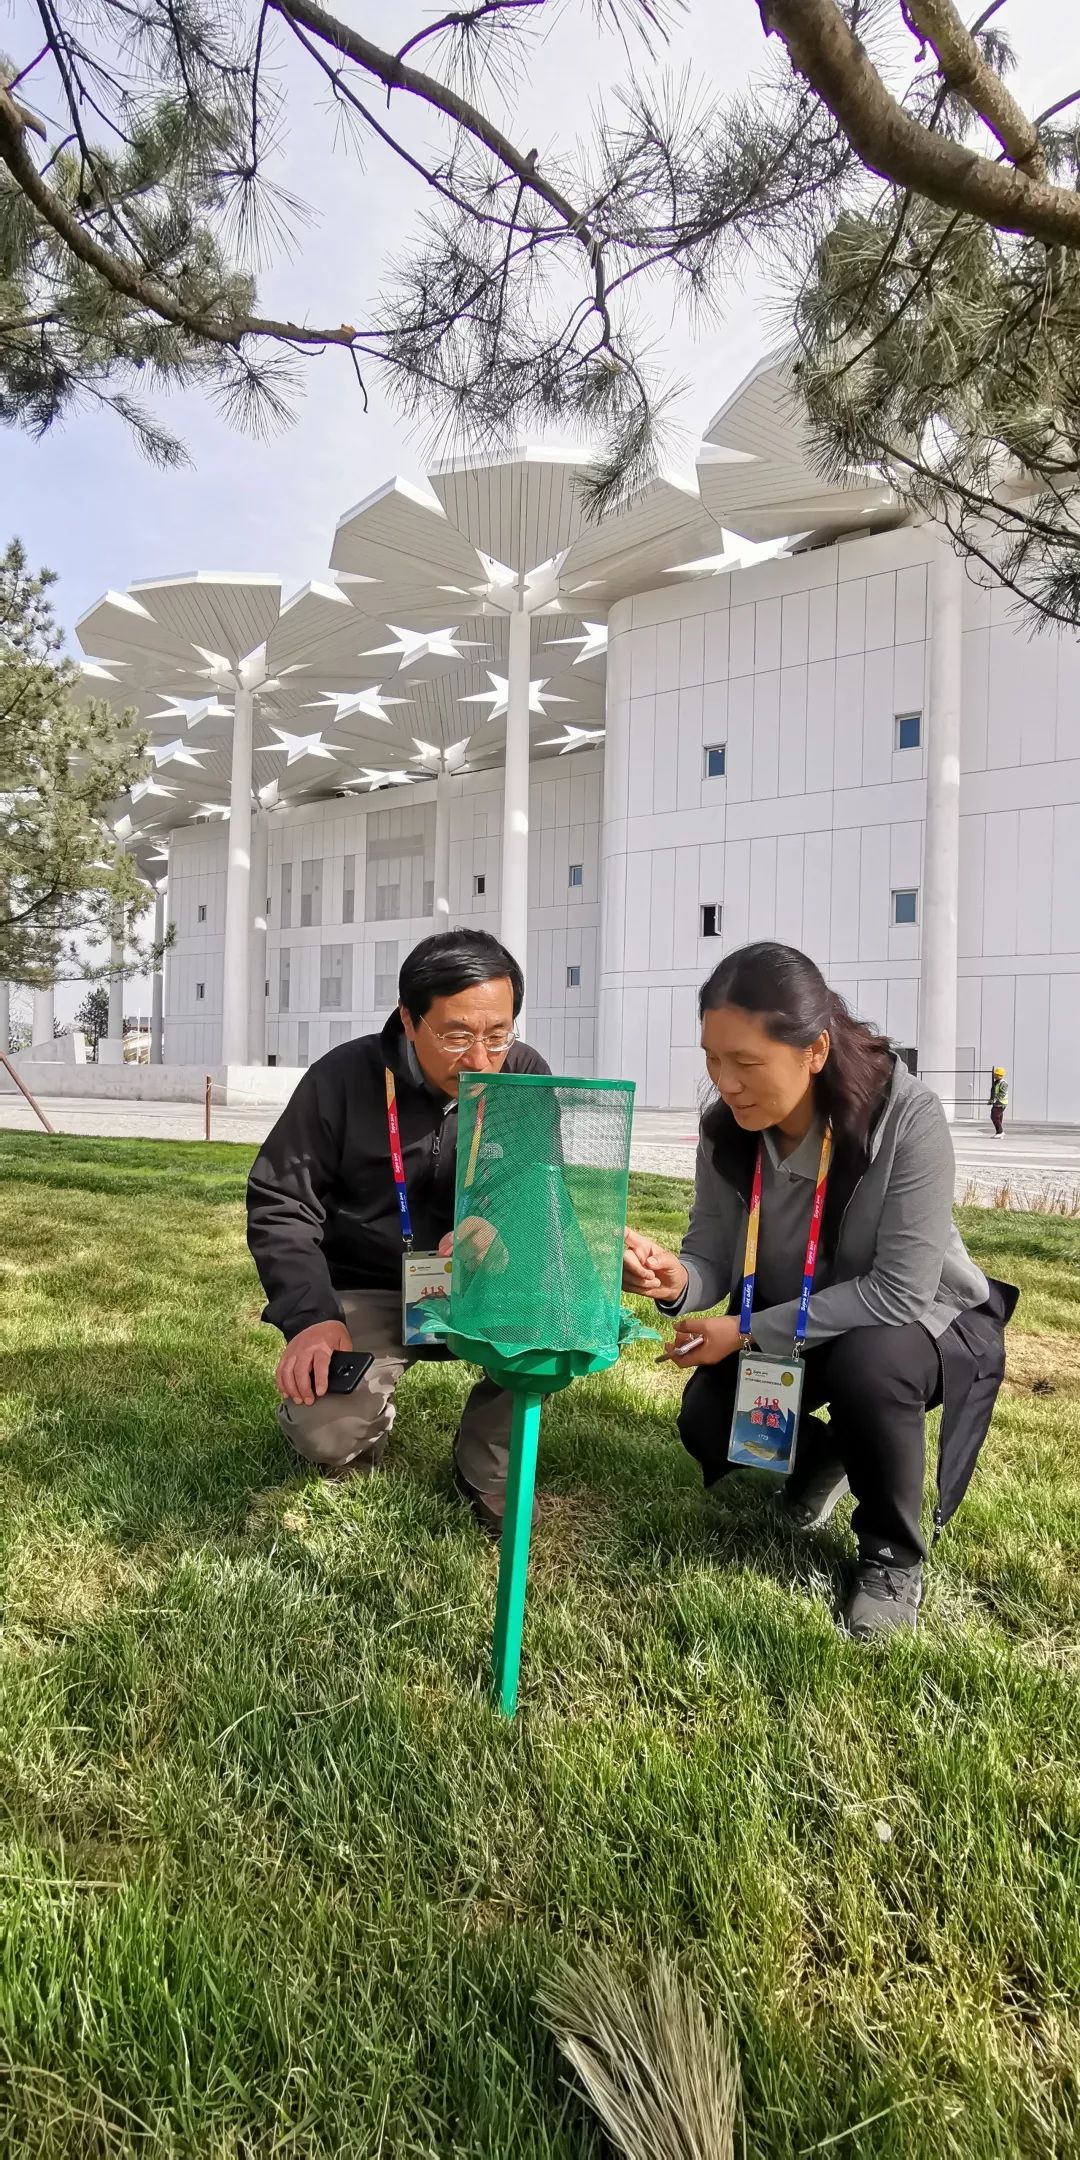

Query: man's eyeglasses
[421,1017,519,1058]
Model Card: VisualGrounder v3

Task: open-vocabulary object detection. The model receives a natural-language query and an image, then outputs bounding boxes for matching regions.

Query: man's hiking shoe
[843,1559,923,1639]
[311,1446,385,1482]
[453,1465,540,1541]
[780,1457,849,1532]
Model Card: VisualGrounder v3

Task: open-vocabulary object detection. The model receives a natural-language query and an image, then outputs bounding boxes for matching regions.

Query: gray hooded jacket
[669,1056,989,1358]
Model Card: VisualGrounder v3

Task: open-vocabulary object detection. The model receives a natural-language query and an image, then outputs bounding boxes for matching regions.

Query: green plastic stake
[491,1390,543,1717]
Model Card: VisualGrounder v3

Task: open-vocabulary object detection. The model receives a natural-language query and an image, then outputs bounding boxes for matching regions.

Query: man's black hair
[398,929,524,1022]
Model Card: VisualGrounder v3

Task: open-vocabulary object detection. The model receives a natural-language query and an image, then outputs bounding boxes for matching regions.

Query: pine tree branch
[396,1,544,66]
[268,0,597,244]
[757,0,1080,246]
[902,0,1046,177]
[0,84,373,352]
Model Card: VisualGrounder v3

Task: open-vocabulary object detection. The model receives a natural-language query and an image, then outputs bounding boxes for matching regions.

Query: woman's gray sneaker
[780,1460,849,1531]
[843,1559,923,1638]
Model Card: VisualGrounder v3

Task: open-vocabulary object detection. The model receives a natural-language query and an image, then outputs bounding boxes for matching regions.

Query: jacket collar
[378,1010,455,1106]
[866,1053,909,1161]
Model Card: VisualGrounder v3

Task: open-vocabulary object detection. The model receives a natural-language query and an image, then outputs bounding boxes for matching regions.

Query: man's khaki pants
[276,1287,513,1494]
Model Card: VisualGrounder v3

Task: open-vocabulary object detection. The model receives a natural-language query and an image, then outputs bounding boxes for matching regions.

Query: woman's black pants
[676,1323,943,1567]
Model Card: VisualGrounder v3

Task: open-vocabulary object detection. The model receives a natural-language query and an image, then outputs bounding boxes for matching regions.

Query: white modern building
[19,356,1077,1122]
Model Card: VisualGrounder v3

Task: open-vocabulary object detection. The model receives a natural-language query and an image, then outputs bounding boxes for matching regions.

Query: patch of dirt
[1002,1332,1080,1399]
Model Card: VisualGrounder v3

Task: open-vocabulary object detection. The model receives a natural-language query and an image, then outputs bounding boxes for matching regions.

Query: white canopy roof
[78,448,720,876]
[696,351,905,544]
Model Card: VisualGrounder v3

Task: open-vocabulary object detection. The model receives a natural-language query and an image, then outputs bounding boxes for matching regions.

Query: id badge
[728,1350,804,1476]
[401,1251,452,1346]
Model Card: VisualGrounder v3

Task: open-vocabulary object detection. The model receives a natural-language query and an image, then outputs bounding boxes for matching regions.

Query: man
[247,928,550,1533]
[989,1066,1008,1137]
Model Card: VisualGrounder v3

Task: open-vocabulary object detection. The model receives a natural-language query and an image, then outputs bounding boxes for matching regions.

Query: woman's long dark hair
[699,942,895,1255]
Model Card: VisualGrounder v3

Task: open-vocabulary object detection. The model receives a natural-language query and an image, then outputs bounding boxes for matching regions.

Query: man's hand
[275,1319,352,1405]
[663,1314,743,1367]
[622,1227,689,1304]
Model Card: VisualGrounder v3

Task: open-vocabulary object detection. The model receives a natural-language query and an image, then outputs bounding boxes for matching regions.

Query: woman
[623,943,1017,1638]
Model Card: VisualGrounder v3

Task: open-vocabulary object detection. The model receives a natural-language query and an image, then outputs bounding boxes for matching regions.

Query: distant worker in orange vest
[989,1067,1008,1137]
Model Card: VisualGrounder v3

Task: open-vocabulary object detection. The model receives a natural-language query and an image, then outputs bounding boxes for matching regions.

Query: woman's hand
[438,1217,507,1271]
[662,1314,743,1367]
[622,1228,689,1304]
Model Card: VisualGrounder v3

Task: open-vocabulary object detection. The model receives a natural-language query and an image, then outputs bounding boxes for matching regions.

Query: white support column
[248,808,269,1065]
[222,685,254,1066]
[0,979,9,1055]
[107,917,125,1043]
[432,762,452,931]
[32,984,55,1047]
[500,599,532,1015]
[150,888,165,1065]
[920,537,964,1119]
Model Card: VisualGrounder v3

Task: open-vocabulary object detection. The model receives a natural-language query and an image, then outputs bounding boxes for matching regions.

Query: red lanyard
[739,1125,833,1350]
[384,1068,414,1249]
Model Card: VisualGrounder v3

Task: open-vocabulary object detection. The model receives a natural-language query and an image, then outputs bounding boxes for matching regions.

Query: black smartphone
[326,1350,375,1395]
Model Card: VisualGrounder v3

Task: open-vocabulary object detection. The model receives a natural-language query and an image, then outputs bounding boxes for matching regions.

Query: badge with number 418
[728,1352,804,1476]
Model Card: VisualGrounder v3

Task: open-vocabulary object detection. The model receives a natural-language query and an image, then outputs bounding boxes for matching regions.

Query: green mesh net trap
[415,1071,654,1713]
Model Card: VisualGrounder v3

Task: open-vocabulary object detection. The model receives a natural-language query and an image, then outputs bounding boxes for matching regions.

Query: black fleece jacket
[246,1013,550,1340]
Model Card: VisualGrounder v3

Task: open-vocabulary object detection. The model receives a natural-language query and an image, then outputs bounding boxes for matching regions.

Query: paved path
[1,1091,1077,1203]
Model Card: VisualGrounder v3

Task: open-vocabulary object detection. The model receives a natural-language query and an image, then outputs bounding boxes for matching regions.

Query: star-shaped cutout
[411,735,471,775]
[539,724,606,755]
[130,778,178,804]
[361,625,486,671]
[544,621,608,667]
[264,729,337,767]
[341,767,417,792]
[459,673,571,723]
[145,695,228,731]
[308,686,411,727]
[148,738,209,770]
[190,645,238,688]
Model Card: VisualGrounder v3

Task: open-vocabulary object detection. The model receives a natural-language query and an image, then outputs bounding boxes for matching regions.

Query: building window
[423,879,435,917]
[300,857,323,929]
[474,873,486,896]
[197,902,207,923]
[704,743,726,779]
[342,854,355,925]
[700,903,722,938]
[893,888,918,926]
[280,862,293,931]
[374,940,398,1010]
[374,884,400,922]
[264,979,269,998]
[320,943,352,1012]
[297,1021,309,1067]
[279,947,291,1013]
[895,712,921,751]
[195,981,205,1000]
[566,964,581,988]
[568,863,583,889]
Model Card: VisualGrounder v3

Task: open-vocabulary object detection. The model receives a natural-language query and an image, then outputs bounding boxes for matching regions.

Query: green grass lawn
[1,1130,1079,2158]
